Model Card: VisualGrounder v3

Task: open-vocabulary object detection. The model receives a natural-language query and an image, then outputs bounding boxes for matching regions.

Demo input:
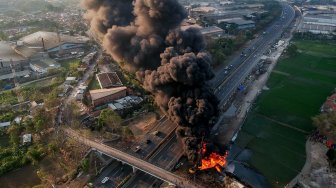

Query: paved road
[64,128,197,188]
[127,117,177,160]
[123,134,183,188]
[212,3,296,108]
[93,160,133,188]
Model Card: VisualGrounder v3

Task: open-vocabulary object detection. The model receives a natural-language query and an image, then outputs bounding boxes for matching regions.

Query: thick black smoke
[81,0,134,36]
[82,0,219,162]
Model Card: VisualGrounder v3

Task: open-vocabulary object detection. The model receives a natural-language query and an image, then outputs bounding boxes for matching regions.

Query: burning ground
[82,0,225,168]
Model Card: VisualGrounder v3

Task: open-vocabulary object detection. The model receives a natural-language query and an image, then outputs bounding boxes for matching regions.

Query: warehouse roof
[19,31,89,50]
[218,17,255,25]
[200,26,224,35]
[89,87,127,101]
[96,72,123,89]
[0,41,26,62]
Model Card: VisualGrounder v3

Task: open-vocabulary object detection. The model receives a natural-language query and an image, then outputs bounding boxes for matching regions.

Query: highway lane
[214,3,295,108]
[123,135,183,188]
[127,117,177,160]
[212,3,295,94]
[93,160,133,188]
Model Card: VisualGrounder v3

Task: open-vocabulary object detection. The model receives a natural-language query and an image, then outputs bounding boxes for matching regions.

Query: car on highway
[144,139,151,144]
[152,130,160,136]
[101,177,109,184]
[173,162,184,171]
[133,146,141,153]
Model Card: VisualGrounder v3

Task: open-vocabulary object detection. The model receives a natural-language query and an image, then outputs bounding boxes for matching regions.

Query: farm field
[235,39,336,187]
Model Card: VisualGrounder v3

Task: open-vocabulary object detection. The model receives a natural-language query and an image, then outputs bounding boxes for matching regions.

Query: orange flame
[199,143,228,173]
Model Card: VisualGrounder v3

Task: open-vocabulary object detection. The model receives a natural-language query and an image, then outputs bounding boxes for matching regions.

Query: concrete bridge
[64,128,197,188]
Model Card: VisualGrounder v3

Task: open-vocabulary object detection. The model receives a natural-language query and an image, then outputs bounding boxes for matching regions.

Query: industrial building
[0,41,30,80]
[0,31,89,78]
[108,96,143,111]
[29,53,60,74]
[200,26,224,38]
[217,18,255,30]
[96,72,123,89]
[89,86,127,107]
[19,31,89,58]
[299,13,336,34]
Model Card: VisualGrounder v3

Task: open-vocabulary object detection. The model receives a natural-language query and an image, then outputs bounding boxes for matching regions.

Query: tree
[287,44,298,57]
[7,123,20,146]
[81,158,89,172]
[98,109,122,131]
[22,117,35,132]
[32,108,52,132]
[121,127,134,141]
[312,112,336,142]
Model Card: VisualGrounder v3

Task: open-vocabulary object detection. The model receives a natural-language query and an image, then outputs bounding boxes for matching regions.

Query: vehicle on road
[101,177,109,184]
[152,130,160,136]
[145,139,151,144]
[133,146,141,153]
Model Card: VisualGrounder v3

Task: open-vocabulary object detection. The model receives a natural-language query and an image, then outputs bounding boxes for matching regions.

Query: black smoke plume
[82,0,219,162]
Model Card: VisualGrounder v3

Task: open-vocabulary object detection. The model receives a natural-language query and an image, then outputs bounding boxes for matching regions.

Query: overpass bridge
[64,128,197,188]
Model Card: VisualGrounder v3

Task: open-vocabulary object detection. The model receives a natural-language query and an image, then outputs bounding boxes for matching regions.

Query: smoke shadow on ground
[227,144,270,188]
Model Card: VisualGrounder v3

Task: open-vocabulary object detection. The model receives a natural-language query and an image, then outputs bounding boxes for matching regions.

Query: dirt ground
[0,165,41,188]
[127,112,158,137]
[297,142,336,188]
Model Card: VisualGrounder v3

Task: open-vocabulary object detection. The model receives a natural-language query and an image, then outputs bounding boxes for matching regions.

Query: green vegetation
[295,40,336,57]
[87,76,101,90]
[286,44,298,57]
[0,112,16,122]
[0,91,18,106]
[80,158,89,173]
[60,59,82,77]
[257,1,282,30]
[98,109,122,131]
[0,31,8,40]
[19,76,64,102]
[313,112,336,143]
[236,39,336,187]
[208,37,241,66]
[0,108,52,176]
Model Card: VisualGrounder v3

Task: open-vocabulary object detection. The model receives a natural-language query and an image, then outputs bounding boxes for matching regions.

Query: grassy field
[59,59,81,71]
[235,40,336,187]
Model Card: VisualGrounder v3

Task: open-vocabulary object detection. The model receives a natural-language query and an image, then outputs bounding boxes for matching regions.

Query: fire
[199,143,228,173]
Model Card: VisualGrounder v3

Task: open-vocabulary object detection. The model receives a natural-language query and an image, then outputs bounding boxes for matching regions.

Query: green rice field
[235,40,336,187]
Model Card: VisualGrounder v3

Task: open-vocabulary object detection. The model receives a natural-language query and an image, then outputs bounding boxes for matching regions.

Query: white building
[23,134,32,145]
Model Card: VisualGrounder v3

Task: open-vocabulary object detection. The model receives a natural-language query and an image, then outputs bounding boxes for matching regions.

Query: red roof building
[96,72,123,89]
